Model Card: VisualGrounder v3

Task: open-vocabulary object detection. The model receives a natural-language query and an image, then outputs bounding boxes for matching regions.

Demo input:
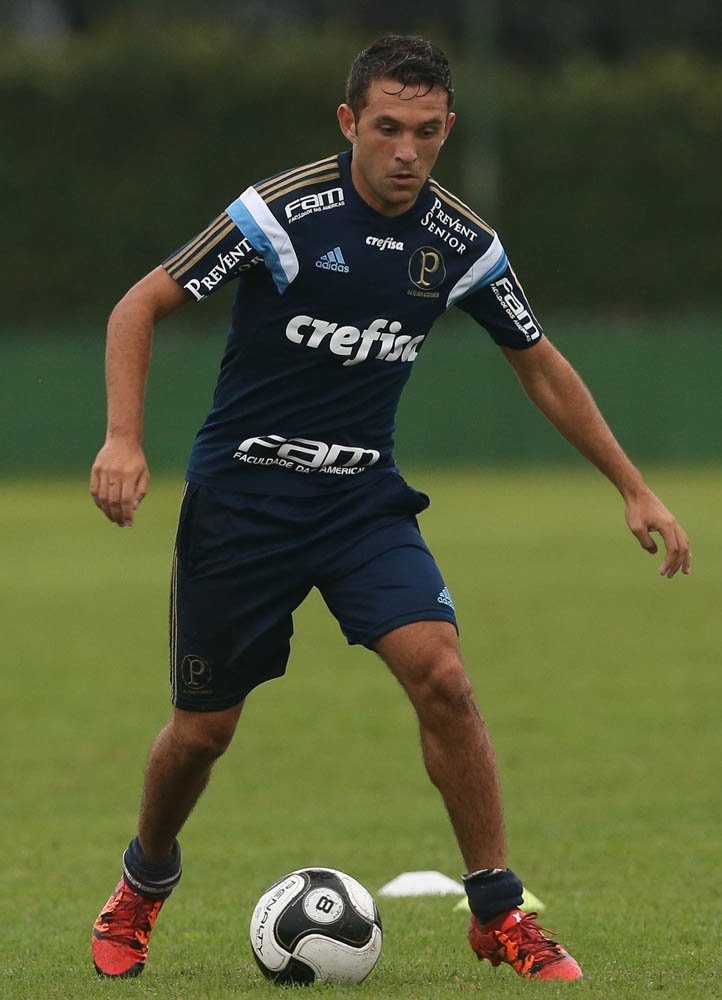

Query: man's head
[338,35,456,217]
[345,34,454,121]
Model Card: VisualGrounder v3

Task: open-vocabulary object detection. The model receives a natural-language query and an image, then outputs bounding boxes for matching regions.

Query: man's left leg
[375,621,582,981]
[315,480,582,981]
[375,621,505,872]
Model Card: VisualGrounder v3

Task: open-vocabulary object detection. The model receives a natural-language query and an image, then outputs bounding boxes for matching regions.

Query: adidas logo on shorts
[315,246,350,273]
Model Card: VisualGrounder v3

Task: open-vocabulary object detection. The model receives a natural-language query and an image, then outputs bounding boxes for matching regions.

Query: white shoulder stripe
[226,186,299,293]
[445,235,508,310]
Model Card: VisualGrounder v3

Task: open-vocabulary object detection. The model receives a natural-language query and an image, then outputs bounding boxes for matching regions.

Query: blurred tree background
[1,0,720,325]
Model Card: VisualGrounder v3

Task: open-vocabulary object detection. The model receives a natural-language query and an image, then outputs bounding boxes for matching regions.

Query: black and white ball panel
[250,867,382,985]
[276,869,377,950]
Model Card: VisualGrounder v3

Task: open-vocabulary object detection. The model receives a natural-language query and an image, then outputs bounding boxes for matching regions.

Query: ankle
[463,867,523,924]
[138,837,177,865]
[123,835,182,899]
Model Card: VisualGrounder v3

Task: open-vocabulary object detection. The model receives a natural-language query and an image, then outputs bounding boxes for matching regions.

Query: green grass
[1,467,720,998]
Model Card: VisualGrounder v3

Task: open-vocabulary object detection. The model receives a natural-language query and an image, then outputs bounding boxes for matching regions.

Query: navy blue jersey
[162,149,542,495]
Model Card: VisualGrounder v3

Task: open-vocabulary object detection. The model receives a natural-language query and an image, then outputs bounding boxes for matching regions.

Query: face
[337,76,455,217]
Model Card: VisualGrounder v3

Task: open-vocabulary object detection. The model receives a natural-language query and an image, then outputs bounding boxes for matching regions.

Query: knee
[406,646,476,722]
[167,706,241,762]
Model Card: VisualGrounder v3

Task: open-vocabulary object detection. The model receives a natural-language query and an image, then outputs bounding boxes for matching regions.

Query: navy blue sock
[463,867,524,924]
[123,836,182,900]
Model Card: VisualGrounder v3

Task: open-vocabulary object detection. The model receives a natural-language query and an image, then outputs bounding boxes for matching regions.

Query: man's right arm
[90,266,189,527]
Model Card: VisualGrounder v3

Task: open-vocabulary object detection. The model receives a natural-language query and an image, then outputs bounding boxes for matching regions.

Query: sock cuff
[463,866,524,924]
[462,867,505,882]
[123,836,182,900]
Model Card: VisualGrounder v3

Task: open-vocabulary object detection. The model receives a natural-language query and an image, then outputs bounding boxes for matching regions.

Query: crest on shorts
[181,655,213,691]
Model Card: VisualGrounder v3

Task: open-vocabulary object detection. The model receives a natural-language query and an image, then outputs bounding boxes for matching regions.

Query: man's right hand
[90,439,150,527]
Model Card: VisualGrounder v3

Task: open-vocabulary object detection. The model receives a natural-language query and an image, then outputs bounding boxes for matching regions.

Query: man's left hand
[624,490,691,578]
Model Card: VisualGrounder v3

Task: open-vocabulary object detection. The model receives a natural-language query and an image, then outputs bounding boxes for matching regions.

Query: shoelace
[97,888,160,947]
[492,912,563,974]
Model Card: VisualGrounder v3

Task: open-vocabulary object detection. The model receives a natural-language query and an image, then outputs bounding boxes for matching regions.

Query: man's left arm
[501,337,691,579]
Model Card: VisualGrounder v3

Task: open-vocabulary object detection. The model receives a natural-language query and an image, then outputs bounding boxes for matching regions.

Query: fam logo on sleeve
[285,187,345,223]
[490,277,541,342]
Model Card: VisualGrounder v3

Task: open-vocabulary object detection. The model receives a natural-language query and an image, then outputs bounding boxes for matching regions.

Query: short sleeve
[448,234,543,349]
[457,264,543,349]
[162,211,265,302]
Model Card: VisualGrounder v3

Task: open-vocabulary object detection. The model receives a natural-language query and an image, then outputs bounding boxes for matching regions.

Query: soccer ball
[249,867,383,985]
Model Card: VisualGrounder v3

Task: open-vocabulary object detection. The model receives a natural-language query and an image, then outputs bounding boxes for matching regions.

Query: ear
[442,112,456,144]
[337,104,357,145]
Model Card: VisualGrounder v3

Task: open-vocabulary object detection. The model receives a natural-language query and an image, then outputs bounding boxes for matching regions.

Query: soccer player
[90,34,690,982]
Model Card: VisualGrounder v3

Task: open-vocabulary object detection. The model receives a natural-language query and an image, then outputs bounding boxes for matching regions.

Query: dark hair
[346,34,454,119]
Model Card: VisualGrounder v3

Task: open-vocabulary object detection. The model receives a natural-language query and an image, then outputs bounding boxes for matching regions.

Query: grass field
[1,467,720,999]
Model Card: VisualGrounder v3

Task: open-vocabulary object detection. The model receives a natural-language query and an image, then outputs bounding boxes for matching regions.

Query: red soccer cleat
[469,908,583,981]
[92,878,165,978]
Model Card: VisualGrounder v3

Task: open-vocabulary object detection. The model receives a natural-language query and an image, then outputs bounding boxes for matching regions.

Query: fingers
[682,543,692,576]
[91,470,131,526]
[656,520,692,579]
[135,466,150,509]
[90,446,149,526]
[632,515,690,578]
[627,512,659,556]
[109,475,135,527]
[634,524,658,555]
[625,493,691,580]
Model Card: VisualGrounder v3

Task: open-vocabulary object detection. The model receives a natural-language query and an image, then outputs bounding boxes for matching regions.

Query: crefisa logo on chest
[366,236,405,252]
[285,314,426,366]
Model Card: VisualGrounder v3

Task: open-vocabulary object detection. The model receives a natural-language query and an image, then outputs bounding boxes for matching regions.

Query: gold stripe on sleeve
[265,171,341,205]
[428,180,496,236]
[164,213,232,275]
[168,219,237,279]
[255,155,339,198]
[510,265,531,298]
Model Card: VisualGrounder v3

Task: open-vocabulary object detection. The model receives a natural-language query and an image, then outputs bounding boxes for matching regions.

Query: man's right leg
[138,703,244,861]
[92,483,311,977]
[92,702,244,978]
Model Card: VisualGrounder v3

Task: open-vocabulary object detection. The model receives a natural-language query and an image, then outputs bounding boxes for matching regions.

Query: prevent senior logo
[183,236,263,301]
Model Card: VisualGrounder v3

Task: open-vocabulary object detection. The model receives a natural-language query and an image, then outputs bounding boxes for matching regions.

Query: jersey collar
[338,148,434,227]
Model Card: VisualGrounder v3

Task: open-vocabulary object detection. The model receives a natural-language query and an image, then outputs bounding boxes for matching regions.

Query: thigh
[374,619,462,676]
[318,531,458,648]
[170,483,311,711]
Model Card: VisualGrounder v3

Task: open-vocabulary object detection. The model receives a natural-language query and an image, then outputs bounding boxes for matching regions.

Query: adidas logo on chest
[315,246,350,274]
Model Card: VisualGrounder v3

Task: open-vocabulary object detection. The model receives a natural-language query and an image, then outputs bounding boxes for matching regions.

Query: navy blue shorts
[170,475,457,710]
